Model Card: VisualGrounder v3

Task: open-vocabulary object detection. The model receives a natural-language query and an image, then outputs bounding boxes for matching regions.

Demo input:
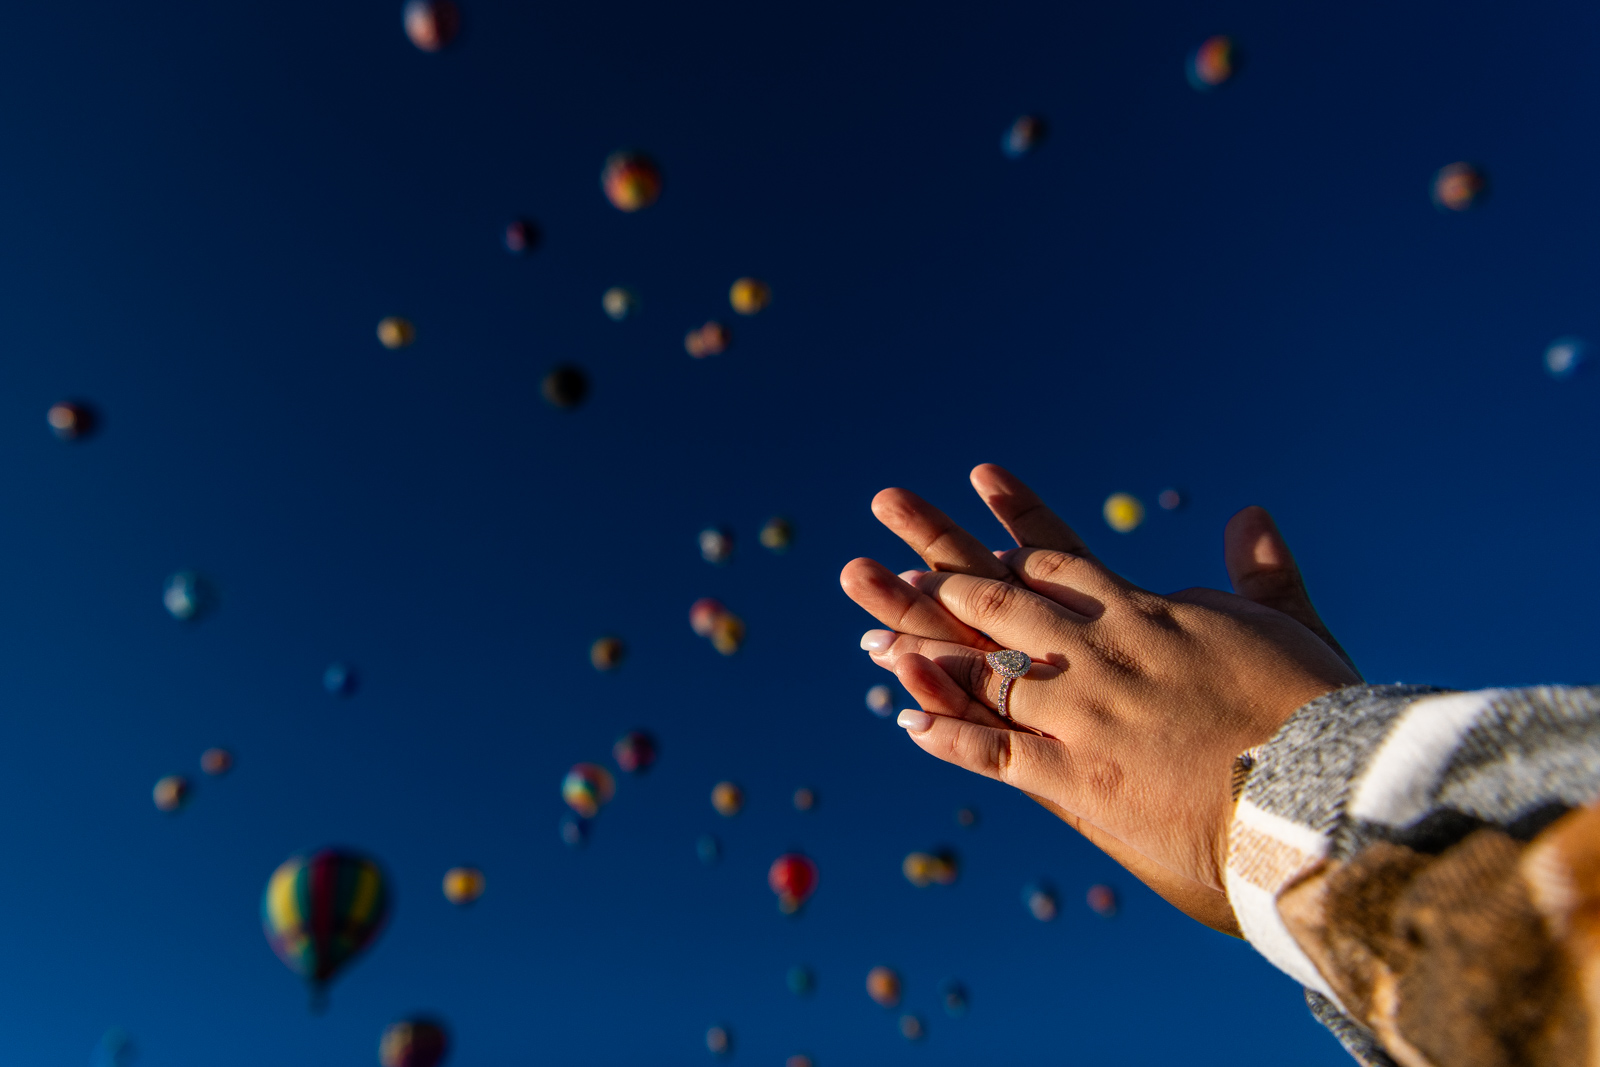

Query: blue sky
[0,0,1596,1062]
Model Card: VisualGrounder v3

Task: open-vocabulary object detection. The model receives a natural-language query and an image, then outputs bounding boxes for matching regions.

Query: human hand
[840,465,1360,920]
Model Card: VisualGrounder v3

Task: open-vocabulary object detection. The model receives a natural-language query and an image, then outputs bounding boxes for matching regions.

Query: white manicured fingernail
[899,569,926,585]
[860,629,895,652]
[897,709,933,733]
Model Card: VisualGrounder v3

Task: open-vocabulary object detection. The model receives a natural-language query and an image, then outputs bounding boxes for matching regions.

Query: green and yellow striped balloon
[261,848,390,995]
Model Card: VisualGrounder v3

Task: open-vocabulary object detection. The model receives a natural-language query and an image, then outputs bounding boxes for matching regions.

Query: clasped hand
[841,464,1360,935]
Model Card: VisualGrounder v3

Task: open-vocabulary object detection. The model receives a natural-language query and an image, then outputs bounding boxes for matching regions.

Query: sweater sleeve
[1226,684,1600,1067]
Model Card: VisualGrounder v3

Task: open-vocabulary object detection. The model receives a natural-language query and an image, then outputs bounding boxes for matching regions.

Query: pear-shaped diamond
[986,649,1032,678]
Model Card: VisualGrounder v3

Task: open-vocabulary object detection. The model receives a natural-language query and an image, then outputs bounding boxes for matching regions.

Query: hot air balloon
[941,980,969,1017]
[689,598,726,637]
[402,1,459,51]
[48,401,97,441]
[696,834,721,864]
[1547,337,1588,379]
[786,964,815,996]
[1157,487,1185,511]
[708,613,744,655]
[759,517,793,552]
[769,852,818,913]
[262,848,391,1004]
[380,1017,449,1067]
[92,1027,135,1067]
[377,317,416,349]
[792,787,816,812]
[902,849,959,887]
[542,365,588,409]
[1023,882,1057,921]
[1087,883,1118,917]
[899,1014,926,1041]
[785,1056,813,1067]
[153,775,189,812]
[590,636,626,671]
[956,806,979,828]
[324,661,358,696]
[865,684,894,717]
[613,730,657,773]
[1002,114,1046,158]
[560,815,588,848]
[602,286,639,321]
[164,571,213,621]
[601,151,662,212]
[200,748,233,776]
[684,321,731,358]
[866,966,901,1008]
[1433,162,1488,211]
[503,218,539,255]
[705,1025,732,1057]
[728,277,771,315]
[711,781,743,817]
[562,763,615,818]
[699,526,734,563]
[1103,492,1144,533]
[1187,35,1237,90]
[442,867,484,905]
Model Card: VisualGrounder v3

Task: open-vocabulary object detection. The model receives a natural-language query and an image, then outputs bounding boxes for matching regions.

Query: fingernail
[897,709,933,733]
[898,569,926,585]
[860,629,895,652]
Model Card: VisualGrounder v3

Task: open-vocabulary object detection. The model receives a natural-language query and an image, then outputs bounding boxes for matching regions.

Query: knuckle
[969,579,1015,621]
[1028,549,1084,582]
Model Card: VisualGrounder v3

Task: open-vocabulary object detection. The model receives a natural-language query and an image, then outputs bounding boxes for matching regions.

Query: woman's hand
[840,465,1360,915]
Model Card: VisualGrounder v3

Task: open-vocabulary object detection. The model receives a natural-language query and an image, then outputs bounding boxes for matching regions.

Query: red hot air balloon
[768,853,818,914]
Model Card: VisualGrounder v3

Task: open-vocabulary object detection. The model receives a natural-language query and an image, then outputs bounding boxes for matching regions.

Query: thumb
[1224,506,1359,677]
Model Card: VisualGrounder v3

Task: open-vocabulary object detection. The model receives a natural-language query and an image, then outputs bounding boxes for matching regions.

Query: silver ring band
[985,649,1032,720]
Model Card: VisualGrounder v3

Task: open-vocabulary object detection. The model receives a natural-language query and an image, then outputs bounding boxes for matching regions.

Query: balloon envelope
[442,867,484,905]
[261,849,390,990]
[47,401,96,441]
[380,1018,449,1067]
[601,151,661,212]
[866,966,901,1008]
[562,763,615,818]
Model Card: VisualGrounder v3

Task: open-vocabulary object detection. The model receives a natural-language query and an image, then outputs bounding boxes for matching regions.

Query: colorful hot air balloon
[1547,336,1588,379]
[769,852,818,913]
[689,598,726,637]
[1157,487,1185,511]
[689,599,745,654]
[601,286,639,321]
[1433,162,1488,212]
[866,966,901,1008]
[902,849,959,887]
[200,748,233,776]
[376,317,416,349]
[791,787,816,812]
[705,1025,732,1057]
[601,151,662,212]
[699,526,734,563]
[1187,35,1237,90]
[153,775,189,812]
[402,1,459,52]
[503,218,539,255]
[711,781,744,817]
[262,849,391,1001]
[759,516,793,552]
[785,1056,814,1067]
[590,636,626,671]
[562,763,615,818]
[1002,114,1046,158]
[899,1014,926,1041]
[1022,881,1058,921]
[542,365,589,409]
[380,1017,449,1067]
[47,401,97,441]
[1103,492,1144,533]
[442,867,484,905]
[684,321,731,358]
[613,730,657,773]
[865,684,895,717]
[728,277,771,315]
[1087,883,1118,917]
[164,571,213,621]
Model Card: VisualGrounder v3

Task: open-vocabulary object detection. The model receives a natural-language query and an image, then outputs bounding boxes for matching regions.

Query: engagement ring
[985,649,1032,719]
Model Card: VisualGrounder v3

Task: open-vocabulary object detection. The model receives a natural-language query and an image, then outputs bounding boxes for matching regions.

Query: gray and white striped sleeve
[1226,684,1600,1067]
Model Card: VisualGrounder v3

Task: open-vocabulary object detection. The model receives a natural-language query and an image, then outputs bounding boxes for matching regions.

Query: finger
[841,558,997,650]
[997,546,1125,618]
[871,487,1017,582]
[894,705,1068,800]
[912,570,1089,654]
[892,652,1008,729]
[1223,507,1359,676]
[969,463,1096,556]
[863,631,1062,713]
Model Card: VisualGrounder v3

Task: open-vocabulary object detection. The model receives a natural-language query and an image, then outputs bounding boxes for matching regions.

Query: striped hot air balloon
[261,848,391,1007]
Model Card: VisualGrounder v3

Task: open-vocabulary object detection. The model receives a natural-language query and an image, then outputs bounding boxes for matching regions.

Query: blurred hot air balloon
[1103,493,1144,533]
[759,516,793,552]
[899,1014,926,1041]
[1002,115,1046,158]
[324,661,358,696]
[769,852,818,913]
[380,1017,449,1067]
[1157,487,1185,511]
[786,965,815,996]
[792,787,816,811]
[562,763,615,818]
[711,781,743,817]
[602,286,639,321]
[705,1025,732,1057]
[1547,337,1589,379]
[601,151,661,212]
[785,1056,813,1067]
[955,806,979,828]
[376,317,416,349]
[590,636,626,671]
[503,218,539,255]
[613,730,657,774]
[1023,882,1058,921]
[163,571,213,621]
[699,526,734,563]
[91,1027,135,1067]
[402,1,458,51]
[689,598,745,654]
[542,365,588,409]
[1187,35,1237,89]
[865,684,895,717]
[866,966,901,1008]
[560,815,588,848]
[941,980,969,1017]
[689,598,726,637]
[685,321,731,358]
[200,748,233,776]
[153,775,189,813]
[442,867,484,905]
[262,848,390,1003]
[902,849,959,887]
[1433,162,1488,211]
[1087,883,1118,917]
[48,401,97,441]
[728,277,771,315]
[696,834,721,864]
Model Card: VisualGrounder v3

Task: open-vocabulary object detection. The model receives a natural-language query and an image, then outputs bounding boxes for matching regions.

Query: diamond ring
[985,649,1032,719]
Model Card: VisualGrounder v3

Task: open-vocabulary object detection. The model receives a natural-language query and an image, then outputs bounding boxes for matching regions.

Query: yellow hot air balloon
[728,277,771,315]
[1103,492,1144,533]
[442,867,485,905]
[377,317,416,350]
